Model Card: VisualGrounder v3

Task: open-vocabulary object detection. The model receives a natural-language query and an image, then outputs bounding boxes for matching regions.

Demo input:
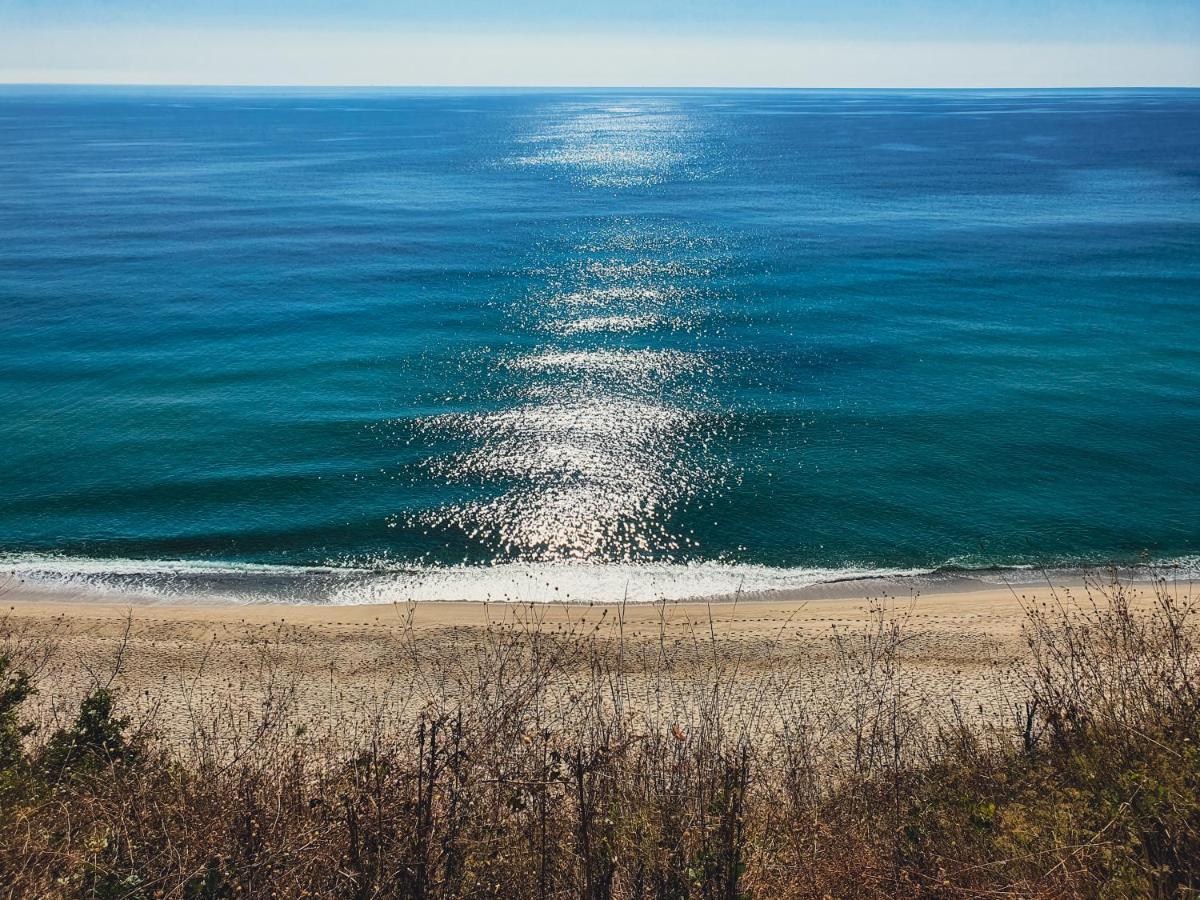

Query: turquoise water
[1,88,1198,601]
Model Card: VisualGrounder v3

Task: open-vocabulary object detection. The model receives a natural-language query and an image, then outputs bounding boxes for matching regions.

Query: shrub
[0,576,1194,897]
[0,653,34,771]
[39,686,140,777]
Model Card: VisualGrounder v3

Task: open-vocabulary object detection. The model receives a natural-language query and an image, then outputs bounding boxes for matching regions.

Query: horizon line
[4,82,1198,91]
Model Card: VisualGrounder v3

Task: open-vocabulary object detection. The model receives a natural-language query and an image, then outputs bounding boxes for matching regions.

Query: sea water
[1,88,1198,601]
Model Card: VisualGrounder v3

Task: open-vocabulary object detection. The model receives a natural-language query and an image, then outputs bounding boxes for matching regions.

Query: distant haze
[1,0,1198,87]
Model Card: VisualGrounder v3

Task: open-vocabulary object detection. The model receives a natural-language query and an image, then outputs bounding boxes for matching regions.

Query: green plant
[0,653,34,771]
[40,686,139,776]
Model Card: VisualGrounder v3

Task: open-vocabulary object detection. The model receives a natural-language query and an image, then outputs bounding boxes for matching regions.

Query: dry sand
[2,575,1190,742]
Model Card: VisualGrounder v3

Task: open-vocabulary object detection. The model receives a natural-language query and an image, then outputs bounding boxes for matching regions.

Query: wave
[2,554,1195,606]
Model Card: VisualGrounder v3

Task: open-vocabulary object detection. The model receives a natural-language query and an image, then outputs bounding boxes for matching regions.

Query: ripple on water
[508,101,706,187]
[408,395,719,561]
[405,101,732,562]
[543,313,668,335]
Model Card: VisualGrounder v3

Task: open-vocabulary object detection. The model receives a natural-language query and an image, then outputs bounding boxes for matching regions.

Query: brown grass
[0,573,1197,898]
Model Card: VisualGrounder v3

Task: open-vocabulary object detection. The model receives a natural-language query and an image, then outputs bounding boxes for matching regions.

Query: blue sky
[6,0,1200,40]
[2,0,1197,85]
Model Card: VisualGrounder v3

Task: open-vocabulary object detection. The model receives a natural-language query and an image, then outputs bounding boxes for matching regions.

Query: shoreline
[7,573,1191,632]
[2,555,1195,608]
[2,571,1193,752]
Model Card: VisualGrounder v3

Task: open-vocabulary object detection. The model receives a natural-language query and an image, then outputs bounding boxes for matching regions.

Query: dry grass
[0,574,1197,898]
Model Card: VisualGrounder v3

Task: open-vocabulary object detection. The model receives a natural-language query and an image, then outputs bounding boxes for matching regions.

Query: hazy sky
[2,0,1198,86]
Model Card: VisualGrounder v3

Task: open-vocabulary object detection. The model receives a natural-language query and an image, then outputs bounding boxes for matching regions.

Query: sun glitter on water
[405,99,733,563]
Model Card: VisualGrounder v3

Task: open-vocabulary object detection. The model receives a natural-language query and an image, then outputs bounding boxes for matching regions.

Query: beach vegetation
[0,578,1196,897]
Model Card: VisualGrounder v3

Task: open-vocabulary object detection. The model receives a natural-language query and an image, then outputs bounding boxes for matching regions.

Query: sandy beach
[4,573,1189,741]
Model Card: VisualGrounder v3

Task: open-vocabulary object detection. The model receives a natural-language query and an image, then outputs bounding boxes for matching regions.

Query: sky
[1,0,1197,86]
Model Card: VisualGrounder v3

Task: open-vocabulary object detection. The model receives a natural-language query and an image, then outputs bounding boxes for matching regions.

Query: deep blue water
[1,88,1198,601]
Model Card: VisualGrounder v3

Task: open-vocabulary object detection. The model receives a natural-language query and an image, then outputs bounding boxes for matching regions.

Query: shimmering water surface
[1,88,1198,601]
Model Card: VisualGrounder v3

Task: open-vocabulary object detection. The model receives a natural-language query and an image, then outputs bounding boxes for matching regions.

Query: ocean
[1,87,1198,602]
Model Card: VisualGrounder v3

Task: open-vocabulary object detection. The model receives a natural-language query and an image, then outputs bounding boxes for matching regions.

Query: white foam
[0,553,928,605]
[1,555,344,578]
[324,561,933,605]
[3,554,1193,607]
